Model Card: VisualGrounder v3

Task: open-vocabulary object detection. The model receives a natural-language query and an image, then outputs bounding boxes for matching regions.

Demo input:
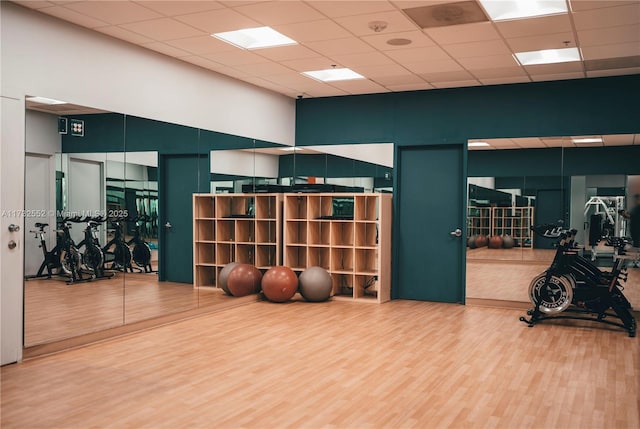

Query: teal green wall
[278,153,392,179]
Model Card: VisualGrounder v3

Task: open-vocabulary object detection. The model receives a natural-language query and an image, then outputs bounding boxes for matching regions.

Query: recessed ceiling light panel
[212,27,297,50]
[26,96,67,105]
[572,137,603,144]
[302,68,365,82]
[468,141,490,147]
[479,0,568,21]
[514,47,581,66]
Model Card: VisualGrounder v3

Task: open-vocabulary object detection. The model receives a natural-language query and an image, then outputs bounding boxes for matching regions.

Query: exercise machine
[74,216,113,280]
[102,217,133,272]
[584,196,626,260]
[520,223,636,337]
[128,215,154,273]
[25,222,63,280]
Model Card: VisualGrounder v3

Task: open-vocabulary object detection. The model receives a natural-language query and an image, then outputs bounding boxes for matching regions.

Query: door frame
[391,143,468,303]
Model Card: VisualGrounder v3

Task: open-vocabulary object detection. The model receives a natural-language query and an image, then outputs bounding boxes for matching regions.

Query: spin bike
[127,215,154,273]
[102,217,133,272]
[520,223,637,337]
[73,216,113,280]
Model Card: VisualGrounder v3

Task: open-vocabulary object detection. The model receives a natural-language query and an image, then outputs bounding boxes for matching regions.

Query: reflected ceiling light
[280,147,304,151]
[468,141,490,147]
[26,96,67,105]
[212,27,297,50]
[514,47,581,65]
[302,67,365,82]
[572,137,603,144]
[479,0,568,21]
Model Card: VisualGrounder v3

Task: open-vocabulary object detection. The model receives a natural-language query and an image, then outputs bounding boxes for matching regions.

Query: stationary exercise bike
[25,222,63,280]
[102,217,133,272]
[520,223,637,337]
[127,215,154,273]
[74,216,113,280]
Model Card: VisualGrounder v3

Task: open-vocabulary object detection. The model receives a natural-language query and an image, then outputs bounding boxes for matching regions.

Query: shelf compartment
[256,220,277,243]
[308,246,330,270]
[195,265,216,287]
[331,221,354,246]
[195,197,215,218]
[308,220,330,246]
[355,248,377,274]
[308,195,333,219]
[216,195,253,218]
[255,195,278,219]
[331,273,354,297]
[195,219,215,242]
[256,245,277,269]
[285,245,307,270]
[285,195,307,219]
[195,242,215,264]
[235,219,255,243]
[216,243,234,265]
[355,195,377,221]
[331,247,354,272]
[285,220,307,244]
[235,244,255,265]
[354,275,378,300]
[355,222,377,247]
[216,220,235,242]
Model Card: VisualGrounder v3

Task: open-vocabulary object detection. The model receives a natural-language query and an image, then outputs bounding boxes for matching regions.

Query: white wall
[305,143,394,168]
[0,2,296,363]
[211,150,279,178]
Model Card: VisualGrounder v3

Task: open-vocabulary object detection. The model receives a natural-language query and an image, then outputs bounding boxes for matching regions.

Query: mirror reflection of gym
[465,135,640,311]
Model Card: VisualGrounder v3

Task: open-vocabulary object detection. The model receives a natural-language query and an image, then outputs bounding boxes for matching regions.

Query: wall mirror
[466,135,640,309]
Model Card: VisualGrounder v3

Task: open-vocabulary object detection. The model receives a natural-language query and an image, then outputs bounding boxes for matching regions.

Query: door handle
[164,221,172,229]
[450,228,462,237]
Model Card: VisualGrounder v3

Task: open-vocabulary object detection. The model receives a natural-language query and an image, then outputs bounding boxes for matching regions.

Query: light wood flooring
[24,272,233,347]
[3,300,639,428]
[466,248,640,308]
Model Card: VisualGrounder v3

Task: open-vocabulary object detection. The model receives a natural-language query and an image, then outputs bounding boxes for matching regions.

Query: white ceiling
[469,134,640,150]
[13,0,640,99]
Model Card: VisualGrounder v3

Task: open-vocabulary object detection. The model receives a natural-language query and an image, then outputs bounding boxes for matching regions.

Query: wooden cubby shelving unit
[467,206,491,237]
[467,206,535,248]
[283,193,392,303]
[193,193,282,288]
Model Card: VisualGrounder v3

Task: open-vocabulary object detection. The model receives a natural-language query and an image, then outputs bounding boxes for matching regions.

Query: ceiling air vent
[584,56,640,71]
[403,1,489,29]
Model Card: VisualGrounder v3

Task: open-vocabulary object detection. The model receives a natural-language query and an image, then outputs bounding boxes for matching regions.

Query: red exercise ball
[475,234,488,247]
[489,235,503,249]
[262,266,298,303]
[227,264,262,297]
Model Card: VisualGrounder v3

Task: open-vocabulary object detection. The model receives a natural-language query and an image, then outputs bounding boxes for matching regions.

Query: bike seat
[35,223,48,228]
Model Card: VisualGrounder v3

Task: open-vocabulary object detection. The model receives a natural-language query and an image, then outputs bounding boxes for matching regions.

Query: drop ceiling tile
[307,1,395,18]
[328,79,389,95]
[273,20,352,42]
[516,138,547,148]
[63,1,163,25]
[242,76,300,97]
[181,55,224,71]
[541,137,566,147]
[530,72,586,82]
[175,8,261,33]
[164,35,236,55]
[329,52,397,68]
[263,71,321,87]
[579,24,640,47]
[419,70,474,82]
[403,58,463,73]
[36,6,110,28]
[231,61,296,76]
[11,1,54,9]
[335,11,419,36]
[573,3,640,30]
[201,49,269,66]
[604,134,635,145]
[496,14,572,39]
[581,42,640,60]
[356,63,412,77]
[304,86,351,98]
[141,42,192,58]
[280,57,339,72]
[305,37,376,56]
[479,76,531,85]
[255,45,321,62]
[484,138,520,147]
[443,39,511,58]
[135,1,224,17]
[386,82,434,92]
[425,21,501,45]
[371,73,425,85]
[361,30,436,51]
[506,32,575,52]
[120,18,205,41]
[386,45,450,62]
[458,54,518,70]
[570,1,638,12]
[471,66,527,79]
[95,25,155,44]
[235,1,325,25]
[432,79,480,89]
[586,66,640,77]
